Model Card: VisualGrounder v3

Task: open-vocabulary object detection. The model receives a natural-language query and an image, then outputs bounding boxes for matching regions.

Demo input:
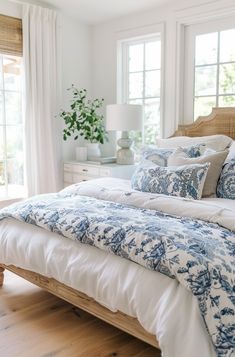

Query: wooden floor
[0,271,160,357]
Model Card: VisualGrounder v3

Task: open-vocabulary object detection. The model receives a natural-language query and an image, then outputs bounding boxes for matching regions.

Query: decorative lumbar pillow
[217,158,235,199]
[131,161,210,200]
[156,134,232,151]
[168,147,228,197]
[141,144,205,166]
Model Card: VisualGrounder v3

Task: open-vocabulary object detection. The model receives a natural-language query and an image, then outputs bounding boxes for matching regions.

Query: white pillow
[157,135,232,151]
[227,141,235,161]
[168,147,229,197]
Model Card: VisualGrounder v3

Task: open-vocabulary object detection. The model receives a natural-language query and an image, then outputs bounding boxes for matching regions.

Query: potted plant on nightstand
[59,85,108,160]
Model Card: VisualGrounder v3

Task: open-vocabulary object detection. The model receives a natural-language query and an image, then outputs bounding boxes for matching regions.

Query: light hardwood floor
[0,271,161,357]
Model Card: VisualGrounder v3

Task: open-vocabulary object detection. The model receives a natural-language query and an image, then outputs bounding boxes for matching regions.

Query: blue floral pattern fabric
[141,144,205,166]
[131,162,209,200]
[217,158,235,199]
[0,192,234,356]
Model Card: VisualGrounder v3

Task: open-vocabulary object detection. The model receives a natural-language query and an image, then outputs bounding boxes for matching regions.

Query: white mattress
[1,179,234,357]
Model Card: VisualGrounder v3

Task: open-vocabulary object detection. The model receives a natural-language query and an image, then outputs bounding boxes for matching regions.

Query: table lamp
[106,104,143,164]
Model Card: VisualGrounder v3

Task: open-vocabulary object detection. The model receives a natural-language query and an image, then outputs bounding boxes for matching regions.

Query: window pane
[5,92,22,125]
[129,44,144,72]
[145,98,160,142]
[0,126,4,160]
[195,66,217,96]
[220,29,235,63]
[145,40,161,70]
[219,63,235,94]
[145,70,160,97]
[0,56,3,90]
[194,96,216,120]
[6,125,23,159]
[0,92,3,124]
[219,95,235,107]
[3,56,21,91]
[0,160,6,192]
[195,32,218,65]
[129,72,143,99]
[7,158,25,198]
[130,131,142,152]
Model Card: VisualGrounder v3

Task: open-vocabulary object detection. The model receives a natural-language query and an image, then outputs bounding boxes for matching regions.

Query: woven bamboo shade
[0,14,22,57]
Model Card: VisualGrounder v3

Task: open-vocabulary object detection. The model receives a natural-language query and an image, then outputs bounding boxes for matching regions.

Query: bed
[0,107,235,357]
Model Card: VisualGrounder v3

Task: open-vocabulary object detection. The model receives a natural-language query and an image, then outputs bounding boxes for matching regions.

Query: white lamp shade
[106,104,143,131]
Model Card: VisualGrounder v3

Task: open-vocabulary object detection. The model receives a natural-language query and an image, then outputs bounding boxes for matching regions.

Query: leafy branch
[59,85,108,144]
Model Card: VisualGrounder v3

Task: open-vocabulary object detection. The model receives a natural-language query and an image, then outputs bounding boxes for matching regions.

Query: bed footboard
[1,264,159,349]
[0,265,5,286]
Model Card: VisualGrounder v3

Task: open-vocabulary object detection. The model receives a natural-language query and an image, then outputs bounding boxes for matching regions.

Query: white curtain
[23,4,60,196]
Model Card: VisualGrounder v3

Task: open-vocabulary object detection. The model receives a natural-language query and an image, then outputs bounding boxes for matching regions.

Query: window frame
[183,15,235,122]
[117,27,164,141]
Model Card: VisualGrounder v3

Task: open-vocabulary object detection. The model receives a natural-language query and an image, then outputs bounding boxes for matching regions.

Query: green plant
[59,85,108,144]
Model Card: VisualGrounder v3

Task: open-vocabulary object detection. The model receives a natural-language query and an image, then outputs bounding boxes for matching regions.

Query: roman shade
[0,14,22,56]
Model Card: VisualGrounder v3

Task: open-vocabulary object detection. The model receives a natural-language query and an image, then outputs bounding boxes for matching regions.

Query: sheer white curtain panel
[23,4,60,196]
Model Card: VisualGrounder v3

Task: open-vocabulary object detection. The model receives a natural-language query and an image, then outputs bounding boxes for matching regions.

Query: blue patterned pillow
[141,144,205,166]
[217,158,235,199]
[131,161,210,200]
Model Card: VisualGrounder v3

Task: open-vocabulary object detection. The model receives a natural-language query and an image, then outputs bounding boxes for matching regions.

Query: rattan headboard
[173,107,235,139]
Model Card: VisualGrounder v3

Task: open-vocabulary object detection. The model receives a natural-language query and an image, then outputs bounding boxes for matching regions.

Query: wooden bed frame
[1,107,235,351]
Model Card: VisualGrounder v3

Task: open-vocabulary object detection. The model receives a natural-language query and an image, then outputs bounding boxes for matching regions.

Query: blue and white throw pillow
[217,158,235,199]
[131,161,210,200]
[141,144,205,166]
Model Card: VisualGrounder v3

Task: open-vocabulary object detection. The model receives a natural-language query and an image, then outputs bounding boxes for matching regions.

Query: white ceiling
[44,0,172,25]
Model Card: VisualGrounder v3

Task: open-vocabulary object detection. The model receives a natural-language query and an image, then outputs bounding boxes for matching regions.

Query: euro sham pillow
[168,147,228,197]
[156,134,232,151]
[217,158,235,199]
[141,144,205,166]
[131,161,210,200]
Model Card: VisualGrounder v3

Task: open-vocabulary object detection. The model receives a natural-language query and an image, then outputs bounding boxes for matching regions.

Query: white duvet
[1,178,235,357]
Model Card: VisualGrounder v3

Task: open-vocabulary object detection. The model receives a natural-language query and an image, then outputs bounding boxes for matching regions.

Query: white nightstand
[63,161,136,187]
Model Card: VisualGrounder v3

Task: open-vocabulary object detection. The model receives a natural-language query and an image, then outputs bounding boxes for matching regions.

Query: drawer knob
[82,169,88,172]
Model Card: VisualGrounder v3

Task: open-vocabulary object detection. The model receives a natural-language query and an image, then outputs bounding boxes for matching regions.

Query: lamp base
[116,131,135,165]
[117,148,134,165]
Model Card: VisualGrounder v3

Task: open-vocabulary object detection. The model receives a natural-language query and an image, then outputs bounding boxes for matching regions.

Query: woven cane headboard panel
[173,107,235,139]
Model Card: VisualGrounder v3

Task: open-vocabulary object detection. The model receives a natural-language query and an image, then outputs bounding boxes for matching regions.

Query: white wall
[92,0,235,155]
[59,15,92,161]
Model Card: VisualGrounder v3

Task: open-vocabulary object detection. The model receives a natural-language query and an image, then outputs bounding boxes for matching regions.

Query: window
[184,16,235,121]
[120,34,162,149]
[0,15,24,199]
[0,55,24,199]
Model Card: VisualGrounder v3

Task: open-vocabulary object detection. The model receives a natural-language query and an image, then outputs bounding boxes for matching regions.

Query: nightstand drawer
[73,165,99,176]
[73,173,91,182]
[100,168,111,176]
[64,164,73,172]
[63,161,136,188]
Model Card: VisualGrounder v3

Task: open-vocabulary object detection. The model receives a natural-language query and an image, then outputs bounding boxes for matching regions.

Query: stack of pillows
[131,135,235,200]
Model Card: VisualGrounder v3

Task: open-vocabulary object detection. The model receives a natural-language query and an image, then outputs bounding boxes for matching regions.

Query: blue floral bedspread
[0,192,234,356]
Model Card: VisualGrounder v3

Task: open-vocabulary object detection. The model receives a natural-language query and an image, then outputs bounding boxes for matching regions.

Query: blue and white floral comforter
[0,179,234,357]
